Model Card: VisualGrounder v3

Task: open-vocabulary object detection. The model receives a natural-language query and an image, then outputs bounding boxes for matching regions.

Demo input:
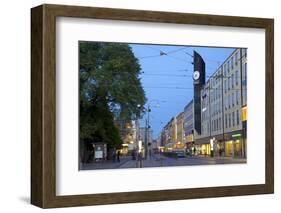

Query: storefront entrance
[225,140,242,157]
[201,144,210,156]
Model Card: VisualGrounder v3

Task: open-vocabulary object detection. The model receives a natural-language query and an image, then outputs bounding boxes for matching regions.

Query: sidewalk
[80,156,133,170]
[80,153,247,170]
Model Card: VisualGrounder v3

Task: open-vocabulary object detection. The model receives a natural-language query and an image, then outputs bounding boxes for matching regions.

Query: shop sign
[242,106,247,121]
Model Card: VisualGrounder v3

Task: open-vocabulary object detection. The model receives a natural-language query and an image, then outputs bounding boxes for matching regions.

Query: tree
[79,42,146,160]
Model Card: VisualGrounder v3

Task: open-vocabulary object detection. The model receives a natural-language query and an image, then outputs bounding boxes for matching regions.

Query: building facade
[139,127,153,147]
[195,48,247,157]
[183,100,194,142]
[176,112,184,143]
[159,48,247,158]
[183,100,194,153]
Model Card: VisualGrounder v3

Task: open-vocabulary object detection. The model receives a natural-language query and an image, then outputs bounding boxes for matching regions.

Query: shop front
[224,130,245,158]
[200,143,210,156]
[185,133,194,155]
[195,134,226,156]
[194,137,211,156]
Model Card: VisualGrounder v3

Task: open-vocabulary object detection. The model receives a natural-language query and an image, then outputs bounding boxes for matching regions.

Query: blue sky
[130,44,235,139]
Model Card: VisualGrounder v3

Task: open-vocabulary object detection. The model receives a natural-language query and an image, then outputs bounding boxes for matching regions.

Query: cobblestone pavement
[80,154,246,170]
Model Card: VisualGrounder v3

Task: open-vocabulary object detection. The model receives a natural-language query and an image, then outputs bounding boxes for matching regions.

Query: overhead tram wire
[145,45,187,55]
[138,45,194,64]
[138,54,163,59]
[139,68,191,73]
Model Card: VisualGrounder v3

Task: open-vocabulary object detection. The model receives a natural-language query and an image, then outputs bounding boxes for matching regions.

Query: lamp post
[138,100,163,160]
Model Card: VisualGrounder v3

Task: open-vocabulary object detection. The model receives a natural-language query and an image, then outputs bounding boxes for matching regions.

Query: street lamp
[139,100,164,160]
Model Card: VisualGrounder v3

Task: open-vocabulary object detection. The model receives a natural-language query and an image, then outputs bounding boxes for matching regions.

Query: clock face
[193,71,200,80]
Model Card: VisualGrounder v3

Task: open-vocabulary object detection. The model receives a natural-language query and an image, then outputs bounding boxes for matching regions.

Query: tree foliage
[79,42,146,149]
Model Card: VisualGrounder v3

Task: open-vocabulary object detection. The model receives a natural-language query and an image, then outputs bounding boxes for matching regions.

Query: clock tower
[193,51,205,135]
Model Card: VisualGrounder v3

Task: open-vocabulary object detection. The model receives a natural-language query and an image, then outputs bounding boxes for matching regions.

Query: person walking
[117,150,121,163]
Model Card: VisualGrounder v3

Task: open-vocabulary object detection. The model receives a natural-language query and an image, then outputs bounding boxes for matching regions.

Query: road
[80,154,246,170]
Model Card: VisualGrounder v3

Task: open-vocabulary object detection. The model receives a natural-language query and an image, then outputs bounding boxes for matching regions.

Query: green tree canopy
[79,42,146,148]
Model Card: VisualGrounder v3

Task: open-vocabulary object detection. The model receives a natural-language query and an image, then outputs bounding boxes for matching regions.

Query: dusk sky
[130,44,235,139]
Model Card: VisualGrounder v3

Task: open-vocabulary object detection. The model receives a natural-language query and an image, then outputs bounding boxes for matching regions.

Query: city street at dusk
[79,41,247,170]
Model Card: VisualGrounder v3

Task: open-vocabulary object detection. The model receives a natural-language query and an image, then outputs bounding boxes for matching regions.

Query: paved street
[80,154,246,170]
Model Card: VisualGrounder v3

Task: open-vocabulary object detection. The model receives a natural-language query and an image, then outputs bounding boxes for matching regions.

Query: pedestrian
[117,150,121,163]
[222,147,225,157]
[193,147,196,156]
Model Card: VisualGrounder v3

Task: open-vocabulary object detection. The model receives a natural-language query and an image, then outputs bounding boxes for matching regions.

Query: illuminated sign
[210,138,215,151]
[232,133,242,138]
[242,106,247,121]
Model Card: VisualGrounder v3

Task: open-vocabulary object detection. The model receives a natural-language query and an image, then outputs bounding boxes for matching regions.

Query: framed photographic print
[31,4,274,208]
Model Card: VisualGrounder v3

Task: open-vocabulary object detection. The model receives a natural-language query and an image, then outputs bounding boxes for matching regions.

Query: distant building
[152,139,160,150]
[171,117,177,143]
[160,118,173,146]
[183,100,194,144]
[176,112,184,143]
[139,127,153,146]
[115,119,139,154]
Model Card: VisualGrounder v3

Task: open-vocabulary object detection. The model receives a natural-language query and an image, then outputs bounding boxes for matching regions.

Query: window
[236,90,239,105]
[232,112,235,127]
[235,52,238,65]
[231,57,234,69]
[224,79,227,93]
[237,110,240,125]
[216,87,218,100]
[227,61,230,73]
[232,93,235,107]
[244,63,247,84]
[231,74,234,89]
[225,114,228,128]
[219,117,221,130]
[214,119,216,131]
[235,70,239,86]
[228,77,231,91]
[229,113,231,128]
